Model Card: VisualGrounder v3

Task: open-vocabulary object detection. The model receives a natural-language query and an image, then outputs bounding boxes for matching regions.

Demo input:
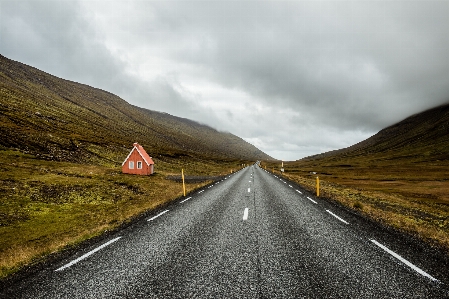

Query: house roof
[122,143,154,166]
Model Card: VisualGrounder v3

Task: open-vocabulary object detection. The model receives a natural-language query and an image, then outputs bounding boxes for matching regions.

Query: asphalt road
[2,165,448,298]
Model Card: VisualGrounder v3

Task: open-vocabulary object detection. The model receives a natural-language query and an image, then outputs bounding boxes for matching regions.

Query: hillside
[0,54,272,164]
[264,103,449,251]
[0,54,272,279]
[302,103,449,163]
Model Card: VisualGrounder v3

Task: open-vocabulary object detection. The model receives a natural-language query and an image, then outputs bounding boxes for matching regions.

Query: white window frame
[137,161,143,169]
[129,161,134,169]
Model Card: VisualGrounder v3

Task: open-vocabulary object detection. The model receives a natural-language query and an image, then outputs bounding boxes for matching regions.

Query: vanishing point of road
[2,164,448,298]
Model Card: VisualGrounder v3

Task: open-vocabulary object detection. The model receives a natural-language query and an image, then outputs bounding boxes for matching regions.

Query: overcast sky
[1,0,448,160]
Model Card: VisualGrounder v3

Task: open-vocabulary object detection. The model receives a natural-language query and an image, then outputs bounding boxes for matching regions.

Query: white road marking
[248,188,251,193]
[307,197,317,204]
[198,190,204,193]
[326,210,349,224]
[148,210,169,221]
[243,208,249,220]
[289,185,293,188]
[180,197,192,203]
[296,190,303,194]
[55,237,122,271]
[370,239,439,282]
[249,181,251,183]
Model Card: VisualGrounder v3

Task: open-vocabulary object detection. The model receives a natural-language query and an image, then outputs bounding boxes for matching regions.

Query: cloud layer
[1,0,448,160]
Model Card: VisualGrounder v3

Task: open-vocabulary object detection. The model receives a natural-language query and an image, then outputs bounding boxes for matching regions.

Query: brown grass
[262,160,449,251]
[0,149,242,278]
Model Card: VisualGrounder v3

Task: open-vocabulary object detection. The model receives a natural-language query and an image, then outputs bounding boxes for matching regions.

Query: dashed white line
[248,188,251,193]
[55,237,122,271]
[370,239,439,282]
[296,190,303,194]
[180,197,192,203]
[243,208,249,221]
[198,190,205,194]
[148,210,169,221]
[289,185,293,188]
[307,197,317,204]
[326,210,349,224]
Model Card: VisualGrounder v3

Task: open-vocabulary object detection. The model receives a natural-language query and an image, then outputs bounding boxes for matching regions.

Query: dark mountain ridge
[301,103,449,163]
[0,54,272,163]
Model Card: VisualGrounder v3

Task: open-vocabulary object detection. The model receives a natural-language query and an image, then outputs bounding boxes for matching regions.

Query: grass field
[0,148,245,278]
[0,53,263,279]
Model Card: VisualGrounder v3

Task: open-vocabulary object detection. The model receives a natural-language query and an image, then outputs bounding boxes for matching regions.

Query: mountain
[0,54,272,163]
[275,103,449,253]
[301,103,449,164]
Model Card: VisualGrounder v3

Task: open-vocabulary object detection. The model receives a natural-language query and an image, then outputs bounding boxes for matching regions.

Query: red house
[122,143,154,175]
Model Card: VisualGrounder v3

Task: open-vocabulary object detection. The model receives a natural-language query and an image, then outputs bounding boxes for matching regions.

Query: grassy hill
[0,54,272,164]
[303,103,449,163]
[0,54,271,279]
[263,104,449,250]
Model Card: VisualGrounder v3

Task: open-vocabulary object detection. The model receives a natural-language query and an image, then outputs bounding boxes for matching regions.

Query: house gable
[122,143,154,175]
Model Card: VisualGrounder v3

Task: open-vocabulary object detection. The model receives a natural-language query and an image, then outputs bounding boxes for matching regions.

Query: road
[2,164,448,298]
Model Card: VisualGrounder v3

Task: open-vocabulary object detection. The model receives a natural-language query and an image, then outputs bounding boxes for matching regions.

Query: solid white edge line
[243,208,249,220]
[148,210,169,221]
[326,210,349,224]
[370,239,439,282]
[180,197,192,203]
[55,237,122,271]
[296,190,303,194]
[307,197,317,204]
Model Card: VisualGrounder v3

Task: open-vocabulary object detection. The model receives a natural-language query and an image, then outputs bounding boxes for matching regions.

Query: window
[129,161,134,169]
[137,161,142,169]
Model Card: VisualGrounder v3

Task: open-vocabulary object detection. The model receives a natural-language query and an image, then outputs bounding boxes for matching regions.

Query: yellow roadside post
[182,169,186,197]
[316,176,320,197]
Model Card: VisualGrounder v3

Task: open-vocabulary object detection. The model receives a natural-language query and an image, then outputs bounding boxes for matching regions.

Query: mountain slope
[0,55,272,163]
[266,104,449,252]
[302,103,449,163]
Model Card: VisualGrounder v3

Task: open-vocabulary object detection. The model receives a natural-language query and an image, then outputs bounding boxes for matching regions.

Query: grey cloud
[1,0,448,160]
[147,1,449,129]
[0,0,129,94]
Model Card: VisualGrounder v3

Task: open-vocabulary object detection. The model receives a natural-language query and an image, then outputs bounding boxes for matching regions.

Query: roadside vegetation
[262,150,449,252]
[0,148,246,278]
[0,53,264,279]
[263,104,449,251]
